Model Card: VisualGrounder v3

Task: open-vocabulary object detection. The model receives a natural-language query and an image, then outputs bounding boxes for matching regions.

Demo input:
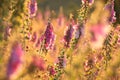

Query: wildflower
[7,42,24,80]
[40,22,56,51]
[90,23,111,49]
[63,24,74,48]
[32,56,46,70]
[29,0,37,18]
[82,0,94,5]
[104,1,116,23]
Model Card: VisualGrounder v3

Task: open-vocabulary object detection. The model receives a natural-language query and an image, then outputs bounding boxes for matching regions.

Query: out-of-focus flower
[90,23,111,49]
[57,6,65,27]
[30,31,37,44]
[57,15,65,27]
[82,0,94,5]
[36,11,43,20]
[29,0,37,18]
[44,7,51,21]
[104,1,116,23]
[63,24,74,48]
[32,56,46,70]
[7,42,24,80]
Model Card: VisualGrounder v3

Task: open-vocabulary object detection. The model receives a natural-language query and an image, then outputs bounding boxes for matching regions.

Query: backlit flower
[90,23,111,49]
[7,42,24,80]
[39,22,56,51]
[29,0,37,18]
[63,24,74,48]
[32,56,46,70]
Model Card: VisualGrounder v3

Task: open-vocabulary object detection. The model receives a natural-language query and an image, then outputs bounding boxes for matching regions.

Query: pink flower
[39,22,56,51]
[32,56,46,70]
[90,23,111,49]
[7,42,24,80]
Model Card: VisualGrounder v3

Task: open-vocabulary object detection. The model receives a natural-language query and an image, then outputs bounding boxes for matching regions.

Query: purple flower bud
[29,0,37,18]
[7,42,24,80]
[63,24,74,47]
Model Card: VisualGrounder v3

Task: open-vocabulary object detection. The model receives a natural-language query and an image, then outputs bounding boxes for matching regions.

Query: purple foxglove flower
[7,42,24,80]
[104,1,116,23]
[29,0,37,18]
[41,22,55,50]
[82,0,94,5]
[63,24,74,48]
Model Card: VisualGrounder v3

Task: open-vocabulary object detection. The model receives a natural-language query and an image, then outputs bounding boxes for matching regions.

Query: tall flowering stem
[63,24,74,48]
[28,0,37,18]
[71,1,90,49]
[54,49,66,80]
[39,21,56,53]
[71,23,84,49]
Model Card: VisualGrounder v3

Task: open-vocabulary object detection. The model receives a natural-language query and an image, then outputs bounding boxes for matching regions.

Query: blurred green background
[38,0,81,16]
